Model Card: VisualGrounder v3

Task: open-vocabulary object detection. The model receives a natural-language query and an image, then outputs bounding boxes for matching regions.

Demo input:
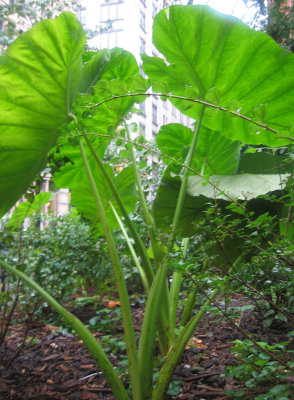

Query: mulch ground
[0,294,293,399]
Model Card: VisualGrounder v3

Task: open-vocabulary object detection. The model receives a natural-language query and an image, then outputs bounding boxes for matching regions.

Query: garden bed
[0,294,292,399]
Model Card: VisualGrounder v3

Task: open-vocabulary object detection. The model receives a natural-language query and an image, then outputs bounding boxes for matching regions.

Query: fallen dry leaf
[185,337,207,350]
[105,301,120,309]
[80,364,95,369]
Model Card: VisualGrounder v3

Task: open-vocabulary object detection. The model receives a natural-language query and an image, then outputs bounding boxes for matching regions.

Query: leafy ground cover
[1,294,293,400]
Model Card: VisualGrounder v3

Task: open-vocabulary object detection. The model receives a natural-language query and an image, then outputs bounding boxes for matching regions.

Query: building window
[101,2,123,22]
[100,30,123,49]
[152,104,157,125]
[172,105,177,116]
[163,115,167,125]
[152,4,157,19]
[140,37,145,54]
[77,6,86,25]
[163,100,168,110]
[140,0,146,6]
[179,113,183,123]
[80,14,86,25]
[140,10,146,31]
[139,101,145,114]
[139,123,145,136]
[152,131,157,140]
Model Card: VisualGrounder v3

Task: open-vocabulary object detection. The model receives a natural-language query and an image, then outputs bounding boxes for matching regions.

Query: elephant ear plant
[0,6,294,400]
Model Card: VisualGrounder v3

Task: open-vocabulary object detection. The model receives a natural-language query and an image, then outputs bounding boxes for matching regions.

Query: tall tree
[0,0,78,52]
[246,0,294,52]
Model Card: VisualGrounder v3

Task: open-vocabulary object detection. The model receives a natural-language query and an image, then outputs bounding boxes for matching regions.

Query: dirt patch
[0,296,293,399]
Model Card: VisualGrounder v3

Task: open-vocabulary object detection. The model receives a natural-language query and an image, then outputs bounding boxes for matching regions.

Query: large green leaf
[143,5,294,146]
[0,12,85,218]
[156,123,240,175]
[186,173,289,201]
[239,152,294,174]
[153,169,208,236]
[73,48,149,140]
[78,49,111,94]
[52,48,146,233]
[153,167,289,236]
[54,148,137,233]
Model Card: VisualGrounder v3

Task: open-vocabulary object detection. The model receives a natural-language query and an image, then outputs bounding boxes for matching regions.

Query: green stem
[125,125,162,266]
[138,263,168,399]
[152,288,219,400]
[169,271,182,330]
[83,133,154,289]
[180,288,197,327]
[165,108,205,347]
[109,201,149,293]
[79,140,142,400]
[0,259,129,400]
[124,125,172,354]
[89,92,280,136]
[169,238,189,330]
[180,258,209,327]
[169,106,205,243]
[82,132,247,208]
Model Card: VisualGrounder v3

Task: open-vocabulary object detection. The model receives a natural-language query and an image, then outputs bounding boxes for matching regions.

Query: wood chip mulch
[0,295,293,399]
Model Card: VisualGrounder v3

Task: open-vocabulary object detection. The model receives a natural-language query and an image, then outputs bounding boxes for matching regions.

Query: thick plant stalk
[0,259,129,400]
[154,259,239,399]
[180,288,198,327]
[83,133,154,289]
[169,271,182,330]
[152,288,220,400]
[180,288,197,326]
[138,263,168,399]
[180,258,208,327]
[169,238,189,330]
[169,106,205,242]
[85,133,171,356]
[144,106,206,398]
[125,126,162,266]
[167,108,205,338]
[124,126,172,353]
[109,201,149,293]
[138,107,206,394]
[79,140,142,400]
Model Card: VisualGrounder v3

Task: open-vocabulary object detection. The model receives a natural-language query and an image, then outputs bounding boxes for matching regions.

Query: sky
[190,0,257,24]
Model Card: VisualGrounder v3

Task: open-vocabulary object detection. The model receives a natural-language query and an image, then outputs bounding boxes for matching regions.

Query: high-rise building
[77,0,192,142]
